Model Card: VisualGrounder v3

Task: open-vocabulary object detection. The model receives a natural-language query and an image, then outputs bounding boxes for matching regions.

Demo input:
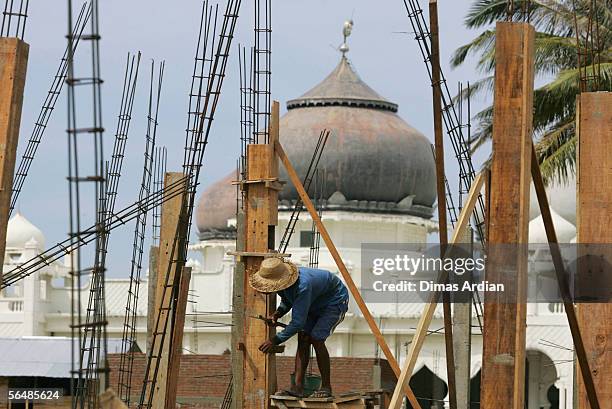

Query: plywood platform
[271,393,366,409]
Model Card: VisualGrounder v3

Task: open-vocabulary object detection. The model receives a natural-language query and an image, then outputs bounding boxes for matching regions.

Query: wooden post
[576,92,611,409]
[241,102,280,409]
[165,267,192,409]
[275,140,423,409]
[148,172,188,409]
[480,22,534,409]
[147,246,160,353]
[387,172,486,409]
[428,2,457,407]
[530,144,600,408]
[0,38,28,280]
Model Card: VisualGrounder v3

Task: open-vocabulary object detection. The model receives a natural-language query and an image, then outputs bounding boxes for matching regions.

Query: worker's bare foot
[309,389,332,398]
[276,388,304,398]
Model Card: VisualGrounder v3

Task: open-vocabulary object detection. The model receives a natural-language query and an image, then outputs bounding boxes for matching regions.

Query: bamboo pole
[387,171,486,409]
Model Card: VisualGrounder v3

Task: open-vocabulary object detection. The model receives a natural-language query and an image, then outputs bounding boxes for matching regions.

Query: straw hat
[249,257,298,293]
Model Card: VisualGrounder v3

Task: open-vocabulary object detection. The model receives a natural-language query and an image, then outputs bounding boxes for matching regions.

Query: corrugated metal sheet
[0,337,123,378]
[83,279,149,317]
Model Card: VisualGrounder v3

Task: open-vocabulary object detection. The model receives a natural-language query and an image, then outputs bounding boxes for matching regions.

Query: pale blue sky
[15,0,489,277]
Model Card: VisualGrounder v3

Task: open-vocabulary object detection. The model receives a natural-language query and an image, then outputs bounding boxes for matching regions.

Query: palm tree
[452,0,611,184]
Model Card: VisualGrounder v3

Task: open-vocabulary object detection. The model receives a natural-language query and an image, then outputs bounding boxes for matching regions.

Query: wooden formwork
[0,38,29,280]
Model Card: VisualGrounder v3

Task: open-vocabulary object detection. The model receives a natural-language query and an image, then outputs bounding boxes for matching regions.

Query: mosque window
[40,280,47,300]
[8,252,21,262]
[300,231,314,248]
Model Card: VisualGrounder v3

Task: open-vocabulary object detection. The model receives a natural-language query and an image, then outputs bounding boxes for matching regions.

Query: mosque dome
[196,55,436,238]
[529,174,576,224]
[278,57,436,216]
[6,213,46,250]
[195,172,237,240]
[528,208,576,243]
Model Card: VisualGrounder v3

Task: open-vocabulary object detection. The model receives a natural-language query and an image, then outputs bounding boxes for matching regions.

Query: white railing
[547,302,565,314]
[0,299,24,312]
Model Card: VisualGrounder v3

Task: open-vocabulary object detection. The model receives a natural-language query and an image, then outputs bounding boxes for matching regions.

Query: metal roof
[287,56,398,112]
[0,337,124,378]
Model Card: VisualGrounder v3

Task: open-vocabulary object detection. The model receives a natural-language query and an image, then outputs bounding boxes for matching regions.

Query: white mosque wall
[0,211,577,408]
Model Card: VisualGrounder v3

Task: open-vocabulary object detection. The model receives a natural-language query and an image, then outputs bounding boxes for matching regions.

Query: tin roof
[287,56,398,112]
[0,337,124,378]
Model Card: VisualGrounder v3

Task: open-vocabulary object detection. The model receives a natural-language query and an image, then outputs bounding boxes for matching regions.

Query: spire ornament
[339,19,353,57]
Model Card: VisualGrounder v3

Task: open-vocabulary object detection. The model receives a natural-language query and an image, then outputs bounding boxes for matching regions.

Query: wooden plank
[480,21,534,409]
[148,172,187,409]
[242,101,280,409]
[576,92,611,409]
[147,245,160,353]
[387,172,486,409]
[0,38,28,281]
[274,140,423,409]
[165,267,191,409]
[428,2,456,408]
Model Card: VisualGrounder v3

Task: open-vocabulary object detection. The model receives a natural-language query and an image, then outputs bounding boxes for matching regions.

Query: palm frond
[534,34,578,73]
[455,0,611,181]
[453,76,495,103]
[452,31,581,76]
[465,0,577,34]
[450,30,495,68]
[535,120,576,185]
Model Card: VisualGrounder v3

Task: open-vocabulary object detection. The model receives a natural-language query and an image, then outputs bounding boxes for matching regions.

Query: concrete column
[453,228,473,409]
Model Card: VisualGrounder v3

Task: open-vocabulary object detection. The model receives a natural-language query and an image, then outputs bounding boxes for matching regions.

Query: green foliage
[453,0,611,184]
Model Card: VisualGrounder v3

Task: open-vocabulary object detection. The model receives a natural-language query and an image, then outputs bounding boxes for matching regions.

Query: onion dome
[528,208,576,243]
[6,212,46,250]
[279,56,436,217]
[196,55,436,238]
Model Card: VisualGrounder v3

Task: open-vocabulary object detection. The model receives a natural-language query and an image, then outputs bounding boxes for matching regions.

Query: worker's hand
[259,339,275,353]
[267,313,279,325]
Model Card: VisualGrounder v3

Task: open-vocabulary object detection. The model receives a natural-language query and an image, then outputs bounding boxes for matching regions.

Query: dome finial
[340,19,353,57]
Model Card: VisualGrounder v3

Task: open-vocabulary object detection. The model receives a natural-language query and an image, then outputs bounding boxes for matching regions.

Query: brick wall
[107,353,396,409]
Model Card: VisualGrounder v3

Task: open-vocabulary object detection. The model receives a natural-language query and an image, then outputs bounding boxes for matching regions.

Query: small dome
[195,172,237,239]
[528,208,575,243]
[6,213,45,250]
[529,174,576,224]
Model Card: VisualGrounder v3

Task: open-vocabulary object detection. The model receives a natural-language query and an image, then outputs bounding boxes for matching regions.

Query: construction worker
[250,257,349,398]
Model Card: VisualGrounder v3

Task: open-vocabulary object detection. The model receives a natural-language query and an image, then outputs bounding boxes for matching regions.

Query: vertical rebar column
[403,0,486,241]
[252,0,271,144]
[66,0,106,407]
[118,60,164,406]
[1,0,29,39]
[10,4,90,217]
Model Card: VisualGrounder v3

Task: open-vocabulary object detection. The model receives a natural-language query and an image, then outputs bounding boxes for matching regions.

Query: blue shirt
[274,267,349,344]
